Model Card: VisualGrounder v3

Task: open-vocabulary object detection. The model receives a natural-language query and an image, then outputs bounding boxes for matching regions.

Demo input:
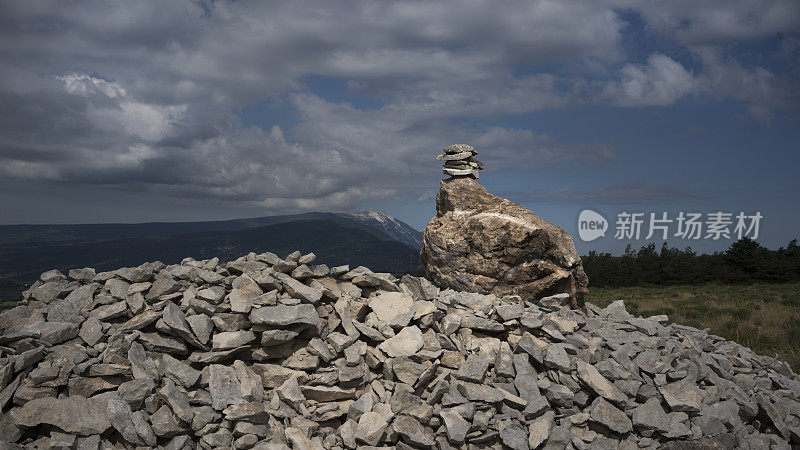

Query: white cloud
[624,0,800,45]
[0,0,797,214]
[604,54,702,106]
[692,46,795,121]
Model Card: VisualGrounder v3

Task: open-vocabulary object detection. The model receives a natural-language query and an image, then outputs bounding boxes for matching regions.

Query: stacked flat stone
[437,144,484,179]
[0,252,798,448]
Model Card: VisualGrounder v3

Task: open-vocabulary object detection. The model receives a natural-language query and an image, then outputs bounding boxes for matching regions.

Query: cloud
[506,183,705,203]
[0,0,797,216]
[417,190,436,204]
[625,0,800,45]
[604,54,702,106]
[691,46,798,121]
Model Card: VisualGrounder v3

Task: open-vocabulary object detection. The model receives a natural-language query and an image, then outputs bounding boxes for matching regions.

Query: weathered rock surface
[0,251,796,448]
[421,176,589,308]
[11,396,111,435]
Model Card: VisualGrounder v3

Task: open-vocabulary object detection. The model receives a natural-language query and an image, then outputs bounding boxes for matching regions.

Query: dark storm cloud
[0,0,798,212]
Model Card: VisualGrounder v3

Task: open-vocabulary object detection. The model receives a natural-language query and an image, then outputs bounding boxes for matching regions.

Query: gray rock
[454,351,490,383]
[356,411,388,446]
[0,413,21,443]
[212,330,256,350]
[105,278,130,299]
[229,274,262,313]
[107,394,144,445]
[275,272,323,303]
[203,428,234,448]
[14,346,45,372]
[456,381,505,403]
[149,405,185,438]
[301,385,356,402]
[126,291,145,314]
[499,422,528,450]
[576,360,627,405]
[589,396,632,434]
[11,396,111,435]
[146,274,179,301]
[528,410,555,449]
[249,304,320,328]
[196,286,226,304]
[234,359,265,402]
[543,383,573,407]
[162,354,201,387]
[660,381,702,413]
[78,317,103,346]
[393,415,435,448]
[117,378,155,409]
[632,398,671,434]
[131,410,157,446]
[377,326,424,357]
[223,402,267,421]
[185,313,213,344]
[139,331,188,355]
[48,432,76,449]
[368,292,415,328]
[400,275,438,301]
[160,378,194,423]
[118,309,161,331]
[116,265,153,283]
[162,301,204,348]
[440,409,470,444]
[92,301,128,321]
[46,283,98,323]
[543,343,570,372]
[12,321,79,345]
[460,314,504,331]
[209,364,245,410]
[348,391,373,421]
[277,375,306,409]
[284,427,316,450]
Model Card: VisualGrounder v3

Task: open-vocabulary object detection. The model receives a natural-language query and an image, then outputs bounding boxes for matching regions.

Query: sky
[1,1,798,254]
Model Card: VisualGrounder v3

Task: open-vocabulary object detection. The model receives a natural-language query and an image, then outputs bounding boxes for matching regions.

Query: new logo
[578,210,608,242]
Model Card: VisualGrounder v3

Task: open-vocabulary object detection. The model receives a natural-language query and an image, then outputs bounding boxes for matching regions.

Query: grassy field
[587,283,800,372]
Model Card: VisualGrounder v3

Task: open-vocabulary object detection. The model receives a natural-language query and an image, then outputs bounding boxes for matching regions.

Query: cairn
[436,144,484,179]
[0,251,798,448]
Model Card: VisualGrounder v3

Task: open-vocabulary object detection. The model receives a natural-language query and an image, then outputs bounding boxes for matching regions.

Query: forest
[582,238,800,287]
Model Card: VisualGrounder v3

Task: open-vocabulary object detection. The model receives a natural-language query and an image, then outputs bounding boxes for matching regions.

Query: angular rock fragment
[249,304,320,328]
[377,325,424,357]
[589,397,632,434]
[11,396,111,435]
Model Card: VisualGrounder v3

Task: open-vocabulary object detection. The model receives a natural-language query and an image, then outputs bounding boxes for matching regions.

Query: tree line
[581,238,800,287]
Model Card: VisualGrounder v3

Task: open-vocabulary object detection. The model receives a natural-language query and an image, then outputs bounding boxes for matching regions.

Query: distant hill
[339,210,423,250]
[0,210,424,250]
[0,212,424,302]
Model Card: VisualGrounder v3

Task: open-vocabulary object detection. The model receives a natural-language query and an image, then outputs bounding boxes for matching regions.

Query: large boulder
[420,176,588,308]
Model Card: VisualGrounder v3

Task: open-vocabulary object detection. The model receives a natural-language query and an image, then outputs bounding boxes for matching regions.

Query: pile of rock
[0,251,798,449]
[436,144,484,179]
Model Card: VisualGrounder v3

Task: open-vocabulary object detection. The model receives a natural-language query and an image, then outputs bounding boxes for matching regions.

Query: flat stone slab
[11,396,111,435]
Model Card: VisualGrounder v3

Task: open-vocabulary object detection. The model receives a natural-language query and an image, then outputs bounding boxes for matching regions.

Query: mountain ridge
[0,212,423,303]
[0,210,422,250]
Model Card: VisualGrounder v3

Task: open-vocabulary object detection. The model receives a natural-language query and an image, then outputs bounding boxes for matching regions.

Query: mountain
[339,210,423,250]
[0,211,424,303]
[0,210,423,249]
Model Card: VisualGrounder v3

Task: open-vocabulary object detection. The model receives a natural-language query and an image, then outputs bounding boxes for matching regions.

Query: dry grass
[587,283,800,372]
